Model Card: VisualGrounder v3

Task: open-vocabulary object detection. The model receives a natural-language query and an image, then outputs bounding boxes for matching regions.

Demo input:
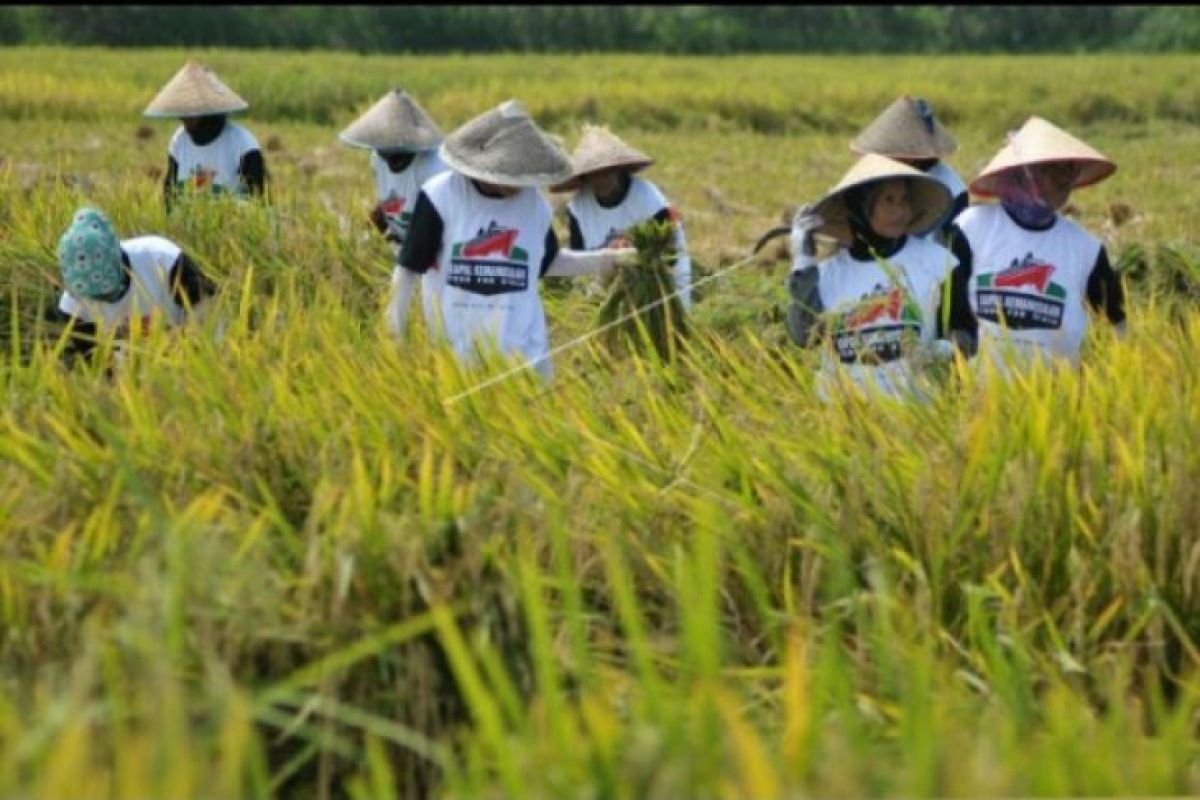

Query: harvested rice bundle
[597,217,688,360]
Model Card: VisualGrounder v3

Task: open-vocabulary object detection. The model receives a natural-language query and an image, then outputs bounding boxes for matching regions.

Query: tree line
[1,6,1198,53]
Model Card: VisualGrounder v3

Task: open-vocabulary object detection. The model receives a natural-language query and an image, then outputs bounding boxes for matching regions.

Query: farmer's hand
[369,204,388,235]
[604,247,638,282]
[790,203,824,269]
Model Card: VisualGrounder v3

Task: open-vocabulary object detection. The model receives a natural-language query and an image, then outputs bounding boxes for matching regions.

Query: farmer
[49,206,216,364]
[385,99,637,378]
[945,116,1125,371]
[786,153,960,399]
[143,61,267,211]
[851,95,968,242]
[551,125,693,309]
[339,89,449,328]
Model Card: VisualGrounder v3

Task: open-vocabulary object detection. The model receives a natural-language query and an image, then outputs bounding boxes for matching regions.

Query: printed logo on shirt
[975,253,1066,330]
[447,221,530,296]
[380,195,411,240]
[180,166,244,197]
[189,166,217,191]
[832,285,922,365]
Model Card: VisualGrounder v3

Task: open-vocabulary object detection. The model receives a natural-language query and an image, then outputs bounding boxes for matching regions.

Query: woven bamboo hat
[851,95,957,160]
[969,116,1116,198]
[143,61,249,119]
[812,154,953,246]
[438,100,572,188]
[338,89,442,153]
[549,125,654,192]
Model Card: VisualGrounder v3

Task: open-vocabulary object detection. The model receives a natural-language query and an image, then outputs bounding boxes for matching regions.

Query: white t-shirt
[422,172,554,377]
[59,236,186,330]
[568,176,692,308]
[915,161,968,239]
[810,236,957,399]
[371,151,450,327]
[371,150,448,252]
[168,121,260,195]
[957,204,1102,369]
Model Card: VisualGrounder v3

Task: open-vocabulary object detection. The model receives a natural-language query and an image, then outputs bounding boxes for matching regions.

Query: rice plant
[1,47,1199,799]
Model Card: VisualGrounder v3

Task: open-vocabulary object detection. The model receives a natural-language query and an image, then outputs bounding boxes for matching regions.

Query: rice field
[1,47,1199,799]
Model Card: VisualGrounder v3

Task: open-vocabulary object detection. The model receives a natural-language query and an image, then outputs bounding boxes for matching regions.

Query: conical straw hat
[143,61,249,119]
[850,95,957,160]
[969,116,1116,197]
[813,153,953,246]
[438,99,572,188]
[549,125,654,192]
[338,89,443,152]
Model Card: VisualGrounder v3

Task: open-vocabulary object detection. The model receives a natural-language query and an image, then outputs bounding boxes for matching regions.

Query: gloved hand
[790,203,824,269]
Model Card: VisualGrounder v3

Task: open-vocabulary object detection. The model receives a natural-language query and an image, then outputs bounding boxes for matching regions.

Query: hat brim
[814,173,953,247]
[338,133,441,153]
[970,157,1117,198]
[143,103,248,119]
[549,159,654,193]
[438,142,572,189]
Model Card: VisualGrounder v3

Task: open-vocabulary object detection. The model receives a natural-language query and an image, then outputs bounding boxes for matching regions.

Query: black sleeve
[940,191,969,237]
[44,304,101,364]
[238,149,267,197]
[785,266,824,349]
[397,192,443,273]
[940,223,978,346]
[567,211,585,250]
[539,226,560,278]
[1085,246,1126,325]
[163,155,179,212]
[168,251,217,309]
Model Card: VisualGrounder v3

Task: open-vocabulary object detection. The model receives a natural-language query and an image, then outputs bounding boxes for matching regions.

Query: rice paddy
[1,48,1198,799]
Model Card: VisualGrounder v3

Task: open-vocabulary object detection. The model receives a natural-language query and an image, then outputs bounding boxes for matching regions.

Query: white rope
[441,249,764,406]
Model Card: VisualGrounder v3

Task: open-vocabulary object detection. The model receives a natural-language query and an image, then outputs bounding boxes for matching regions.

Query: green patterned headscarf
[58,207,126,301]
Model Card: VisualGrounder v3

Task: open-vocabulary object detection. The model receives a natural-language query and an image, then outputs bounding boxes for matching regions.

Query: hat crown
[851,95,957,159]
[969,116,1116,197]
[338,89,443,152]
[144,61,248,119]
[550,124,654,192]
[439,99,571,188]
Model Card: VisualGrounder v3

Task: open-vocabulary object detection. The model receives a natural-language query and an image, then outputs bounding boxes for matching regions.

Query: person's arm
[543,225,635,279]
[567,210,585,251]
[163,155,180,212]
[167,251,217,314]
[940,224,978,356]
[238,149,267,198]
[654,206,693,310]
[1085,245,1127,334]
[389,191,444,337]
[785,266,824,348]
[44,303,101,364]
[397,192,443,272]
[939,191,969,239]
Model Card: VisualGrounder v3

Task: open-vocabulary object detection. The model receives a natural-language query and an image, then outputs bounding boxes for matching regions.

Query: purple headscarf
[994,130,1057,228]
[994,167,1056,229]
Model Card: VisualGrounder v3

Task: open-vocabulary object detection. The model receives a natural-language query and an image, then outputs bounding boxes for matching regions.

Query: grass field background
[1,48,1199,798]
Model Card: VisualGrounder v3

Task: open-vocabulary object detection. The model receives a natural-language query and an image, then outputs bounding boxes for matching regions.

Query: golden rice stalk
[596,218,688,361]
